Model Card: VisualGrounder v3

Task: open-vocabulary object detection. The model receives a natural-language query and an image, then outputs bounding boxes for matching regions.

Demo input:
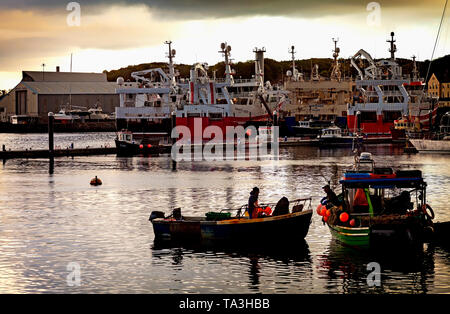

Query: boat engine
[149,211,165,221]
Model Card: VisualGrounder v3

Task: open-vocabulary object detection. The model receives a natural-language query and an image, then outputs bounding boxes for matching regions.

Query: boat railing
[226,197,312,218]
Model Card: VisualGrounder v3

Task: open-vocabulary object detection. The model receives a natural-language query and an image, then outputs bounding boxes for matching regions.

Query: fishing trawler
[319,152,434,249]
[317,124,363,148]
[409,112,450,153]
[347,32,437,139]
[115,41,288,141]
[283,40,353,136]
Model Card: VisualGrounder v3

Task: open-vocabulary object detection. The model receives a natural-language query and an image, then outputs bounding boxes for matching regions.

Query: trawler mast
[330,38,342,82]
[387,32,397,60]
[165,40,177,87]
[219,43,234,85]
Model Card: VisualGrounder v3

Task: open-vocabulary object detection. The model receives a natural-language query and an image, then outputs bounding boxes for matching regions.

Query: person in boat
[322,185,340,208]
[248,187,260,219]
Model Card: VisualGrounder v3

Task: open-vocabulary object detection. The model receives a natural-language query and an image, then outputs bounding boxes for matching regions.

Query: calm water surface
[0,133,449,293]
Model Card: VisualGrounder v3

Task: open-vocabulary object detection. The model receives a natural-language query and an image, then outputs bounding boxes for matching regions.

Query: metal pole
[171,111,177,171]
[48,112,54,174]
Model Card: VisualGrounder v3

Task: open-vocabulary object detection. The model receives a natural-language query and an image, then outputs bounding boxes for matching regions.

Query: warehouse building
[0,68,120,123]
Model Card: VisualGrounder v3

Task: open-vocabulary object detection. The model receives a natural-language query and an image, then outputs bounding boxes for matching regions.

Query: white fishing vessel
[348,32,437,138]
[53,109,81,122]
[409,112,450,153]
[88,107,109,120]
[115,41,288,140]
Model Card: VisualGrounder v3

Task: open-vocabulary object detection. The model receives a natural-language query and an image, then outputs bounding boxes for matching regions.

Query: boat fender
[149,211,165,221]
[422,204,435,220]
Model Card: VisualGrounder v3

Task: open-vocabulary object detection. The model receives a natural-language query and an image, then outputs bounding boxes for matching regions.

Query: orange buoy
[326,209,331,217]
[340,212,349,223]
[349,219,356,227]
[323,215,329,222]
[320,208,327,216]
[90,176,102,186]
[316,204,322,215]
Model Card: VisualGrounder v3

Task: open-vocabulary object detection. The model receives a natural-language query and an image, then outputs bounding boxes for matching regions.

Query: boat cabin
[117,130,169,145]
[340,167,427,222]
[320,126,342,138]
[258,126,275,142]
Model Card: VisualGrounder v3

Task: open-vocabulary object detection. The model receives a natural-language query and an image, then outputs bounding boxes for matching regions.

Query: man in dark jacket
[248,187,260,219]
[322,185,340,208]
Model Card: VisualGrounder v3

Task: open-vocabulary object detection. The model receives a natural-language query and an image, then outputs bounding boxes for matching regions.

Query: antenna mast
[165,40,176,85]
[331,38,341,82]
[387,32,397,60]
[219,42,234,84]
[289,45,297,81]
[411,55,419,81]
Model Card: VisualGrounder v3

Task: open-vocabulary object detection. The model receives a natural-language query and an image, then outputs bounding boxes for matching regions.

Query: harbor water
[0,133,449,293]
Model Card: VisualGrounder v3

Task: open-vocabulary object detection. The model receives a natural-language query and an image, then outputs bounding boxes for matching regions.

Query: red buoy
[349,219,356,227]
[316,204,322,215]
[340,212,349,223]
[320,208,327,216]
[90,176,102,186]
[139,144,144,149]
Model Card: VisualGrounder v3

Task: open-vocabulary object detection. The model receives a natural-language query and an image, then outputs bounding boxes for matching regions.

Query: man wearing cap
[322,185,340,208]
[248,187,260,219]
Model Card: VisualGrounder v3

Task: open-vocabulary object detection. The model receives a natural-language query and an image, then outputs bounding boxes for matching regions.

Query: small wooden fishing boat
[149,198,313,243]
[320,152,435,249]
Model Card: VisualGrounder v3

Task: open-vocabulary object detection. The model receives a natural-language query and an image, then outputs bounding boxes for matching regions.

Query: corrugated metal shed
[21,82,120,95]
[22,71,107,82]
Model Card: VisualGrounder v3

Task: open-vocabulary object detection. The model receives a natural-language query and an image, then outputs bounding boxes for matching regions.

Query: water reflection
[317,239,436,294]
[152,239,312,293]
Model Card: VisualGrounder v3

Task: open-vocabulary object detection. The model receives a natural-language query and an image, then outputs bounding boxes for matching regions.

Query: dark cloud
[0,0,441,19]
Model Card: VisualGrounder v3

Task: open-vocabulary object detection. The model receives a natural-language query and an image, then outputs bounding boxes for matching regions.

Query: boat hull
[328,220,427,249]
[328,224,370,248]
[409,139,450,153]
[115,140,167,156]
[152,210,313,243]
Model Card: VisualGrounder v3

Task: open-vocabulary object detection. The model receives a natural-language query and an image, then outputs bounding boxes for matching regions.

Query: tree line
[104,55,449,85]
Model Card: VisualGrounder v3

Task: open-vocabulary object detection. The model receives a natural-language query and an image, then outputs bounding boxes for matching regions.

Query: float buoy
[316,204,323,215]
[340,212,349,223]
[90,176,102,186]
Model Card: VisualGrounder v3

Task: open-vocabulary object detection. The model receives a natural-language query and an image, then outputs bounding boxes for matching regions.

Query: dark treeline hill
[104,55,450,85]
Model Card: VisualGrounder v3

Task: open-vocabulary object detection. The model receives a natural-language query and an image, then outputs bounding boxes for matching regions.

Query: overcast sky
[0,0,448,89]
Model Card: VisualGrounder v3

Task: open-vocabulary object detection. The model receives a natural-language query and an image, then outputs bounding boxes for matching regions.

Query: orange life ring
[422,204,434,220]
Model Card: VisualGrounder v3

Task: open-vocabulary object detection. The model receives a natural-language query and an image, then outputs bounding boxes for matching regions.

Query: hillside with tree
[104,55,450,85]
